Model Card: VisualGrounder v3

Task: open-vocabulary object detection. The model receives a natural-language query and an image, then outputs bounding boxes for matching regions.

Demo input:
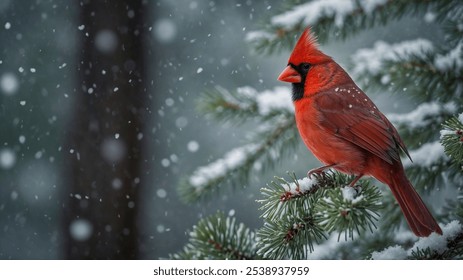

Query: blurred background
[0,0,440,259]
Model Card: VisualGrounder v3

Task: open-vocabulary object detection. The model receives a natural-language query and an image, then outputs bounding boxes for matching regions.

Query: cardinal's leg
[346,174,364,195]
[307,164,336,178]
[348,174,363,187]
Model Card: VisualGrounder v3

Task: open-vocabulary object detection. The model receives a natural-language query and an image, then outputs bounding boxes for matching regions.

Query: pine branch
[197,86,294,124]
[309,232,400,260]
[178,87,298,203]
[258,172,334,221]
[442,18,463,47]
[401,141,456,193]
[257,214,326,260]
[197,87,258,125]
[170,212,259,260]
[371,220,463,259]
[316,183,382,241]
[443,189,463,223]
[387,102,457,148]
[409,221,463,259]
[410,232,463,259]
[177,116,298,203]
[256,172,331,259]
[178,143,261,203]
[350,39,463,102]
[441,114,463,167]
[256,171,382,259]
[246,0,442,54]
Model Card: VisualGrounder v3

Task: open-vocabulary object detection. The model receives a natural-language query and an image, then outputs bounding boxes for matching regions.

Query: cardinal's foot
[351,184,362,195]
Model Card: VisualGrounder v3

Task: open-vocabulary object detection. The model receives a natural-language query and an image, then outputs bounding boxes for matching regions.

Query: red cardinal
[278,28,442,237]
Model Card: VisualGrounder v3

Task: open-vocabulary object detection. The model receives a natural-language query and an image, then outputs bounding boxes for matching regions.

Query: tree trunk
[64,0,148,259]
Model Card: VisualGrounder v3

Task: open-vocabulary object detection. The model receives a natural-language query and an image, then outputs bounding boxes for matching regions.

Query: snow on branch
[306,233,355,259]
[230,86,294,116]
[399,137,455,197]
[403,141,447,168]
[348,38,463,103]
[434,42,463,73]
[245,31,276,44]
[271,0,356,28]
[351,39,434,77]
[268,0,389,31]
[188,143,259,189]
[179,86,298,203]
[387,102,457,129]
[371,220,463,259]
[198,86,293,122]
[245,0,434,54]
[228,86,294,116]
[254,86,294,115]
[258,173,326,221]
[178,140,266,203]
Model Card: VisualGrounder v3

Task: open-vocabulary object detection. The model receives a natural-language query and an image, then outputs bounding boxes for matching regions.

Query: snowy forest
[0,0,462,260]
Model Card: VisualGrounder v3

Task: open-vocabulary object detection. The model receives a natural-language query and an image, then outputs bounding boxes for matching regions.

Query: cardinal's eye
[301,63,311,71]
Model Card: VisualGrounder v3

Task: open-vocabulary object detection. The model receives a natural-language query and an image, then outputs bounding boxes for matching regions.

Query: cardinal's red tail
[387,168,442,237]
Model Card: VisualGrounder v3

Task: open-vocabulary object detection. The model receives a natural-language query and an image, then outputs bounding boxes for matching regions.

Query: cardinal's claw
[351,184,362,195]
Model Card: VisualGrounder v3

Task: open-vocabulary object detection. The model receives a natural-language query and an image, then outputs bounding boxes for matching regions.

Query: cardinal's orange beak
[278,65,301,83]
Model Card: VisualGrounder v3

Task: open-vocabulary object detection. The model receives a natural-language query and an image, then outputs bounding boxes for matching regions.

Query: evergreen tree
[174,0,463,260]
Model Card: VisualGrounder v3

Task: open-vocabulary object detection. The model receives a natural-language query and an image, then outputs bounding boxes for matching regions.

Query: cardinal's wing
[315,90,410,165]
